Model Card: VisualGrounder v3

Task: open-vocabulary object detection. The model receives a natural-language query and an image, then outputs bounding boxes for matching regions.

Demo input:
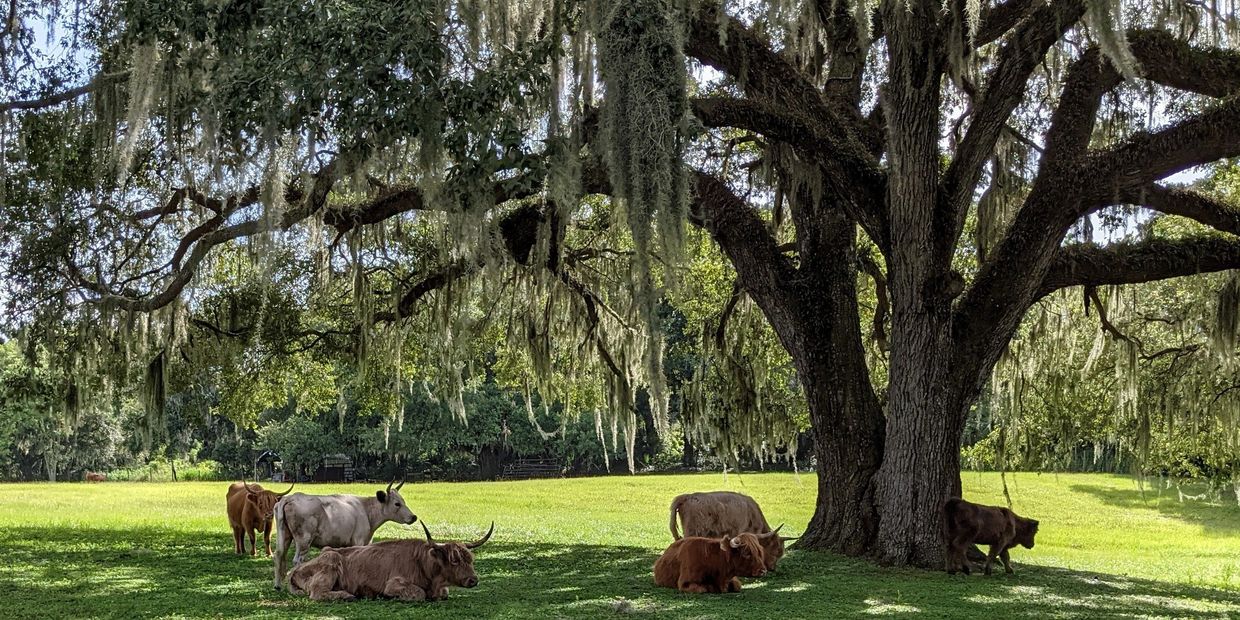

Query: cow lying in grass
[273,479,417,590]
[942,497,1039,575]
[653,532,768,593]
[287,521,493,602]
[669,491,793,570]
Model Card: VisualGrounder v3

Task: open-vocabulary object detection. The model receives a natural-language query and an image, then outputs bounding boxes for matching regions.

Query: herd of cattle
[222,480,1039,602]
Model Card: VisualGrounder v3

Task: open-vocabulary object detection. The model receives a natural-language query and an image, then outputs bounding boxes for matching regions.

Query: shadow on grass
[1,525,1237,619]
[1069,483,1240,535]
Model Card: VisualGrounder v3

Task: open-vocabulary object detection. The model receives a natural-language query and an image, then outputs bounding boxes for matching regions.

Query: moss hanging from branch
[595,0,689,438]
[116,44,161,183]
[1085,0,1142,80]
[1212,271,1240,366]
[140,350,166,451]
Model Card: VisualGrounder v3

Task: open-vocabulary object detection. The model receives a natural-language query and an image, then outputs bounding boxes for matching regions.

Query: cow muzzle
[464,576,478,588]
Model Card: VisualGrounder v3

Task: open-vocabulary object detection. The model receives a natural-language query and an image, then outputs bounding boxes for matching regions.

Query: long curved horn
[243,479,261,494]
[420,521,434,544]
[395,475,406,491]
[465,522,495,549]
[277,482,295,497]
[758,524,785,539]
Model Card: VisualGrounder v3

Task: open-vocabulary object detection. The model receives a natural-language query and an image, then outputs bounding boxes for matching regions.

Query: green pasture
[1,472,1238,618]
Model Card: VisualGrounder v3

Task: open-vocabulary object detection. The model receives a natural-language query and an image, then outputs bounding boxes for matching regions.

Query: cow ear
[376,491,387,503]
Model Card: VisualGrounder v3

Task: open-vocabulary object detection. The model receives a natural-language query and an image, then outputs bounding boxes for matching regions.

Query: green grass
[1,472,1238,618]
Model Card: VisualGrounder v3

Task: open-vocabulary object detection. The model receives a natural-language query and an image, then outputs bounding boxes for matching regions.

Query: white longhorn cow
[273,478,417,590]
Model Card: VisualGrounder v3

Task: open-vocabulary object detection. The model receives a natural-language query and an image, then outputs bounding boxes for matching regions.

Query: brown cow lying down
[942,497,1039,575]
[653,533,768,593]
[669,491,793,570]
[287,521,493,602]
[85,471,106,482]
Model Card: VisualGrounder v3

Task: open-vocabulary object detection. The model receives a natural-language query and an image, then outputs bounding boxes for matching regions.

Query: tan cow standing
[287,521,494,601]
[85,471,107,482]
[226,480,294,556]
[669,491,793,570]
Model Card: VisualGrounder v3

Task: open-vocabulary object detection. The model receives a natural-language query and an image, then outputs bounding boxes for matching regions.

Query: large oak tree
[2,0,1239,567]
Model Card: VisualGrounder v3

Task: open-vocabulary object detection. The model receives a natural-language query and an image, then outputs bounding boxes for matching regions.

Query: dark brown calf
[941,497,1039,575]
[653,533,768,593]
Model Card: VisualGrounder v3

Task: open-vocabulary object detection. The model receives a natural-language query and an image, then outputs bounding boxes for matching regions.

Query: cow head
[1015,517,1039,549]
[374,478,417,525]
[245,480,294,521]
[721,532,768,578]
[421,521,494,589]
[756,524,794,570]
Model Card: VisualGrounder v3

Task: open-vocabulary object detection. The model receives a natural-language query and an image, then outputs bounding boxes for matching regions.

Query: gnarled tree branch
[1104,184,1240,236]
[1041,235,1240,294]
[0,71,128,113]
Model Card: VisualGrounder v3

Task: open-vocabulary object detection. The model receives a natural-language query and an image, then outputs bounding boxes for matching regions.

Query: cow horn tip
[420,521,433,543]
[467,521,495,549]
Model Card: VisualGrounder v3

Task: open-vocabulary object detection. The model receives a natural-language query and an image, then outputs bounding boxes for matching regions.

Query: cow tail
[274,497,286,536]
[669,495,685,540]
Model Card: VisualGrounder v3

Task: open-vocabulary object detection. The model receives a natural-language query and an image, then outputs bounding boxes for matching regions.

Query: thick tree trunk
[869,0,959,568]
[773,207,886,554]
[797,366,885,554]
[873,347,968,567]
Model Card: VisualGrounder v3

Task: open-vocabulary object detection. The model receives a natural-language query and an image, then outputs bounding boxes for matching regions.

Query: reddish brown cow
[653,532,768,594]
[287,521,494,601]
[84,471,107,482]
[226,480,294,556]
[669,491,793,570]
[942,497,1039,575]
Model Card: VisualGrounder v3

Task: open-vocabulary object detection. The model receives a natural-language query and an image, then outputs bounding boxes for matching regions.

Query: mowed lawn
[1,473,1239,619]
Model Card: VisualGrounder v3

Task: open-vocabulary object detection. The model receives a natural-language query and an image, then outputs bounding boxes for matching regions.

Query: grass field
[1,472,1239,619]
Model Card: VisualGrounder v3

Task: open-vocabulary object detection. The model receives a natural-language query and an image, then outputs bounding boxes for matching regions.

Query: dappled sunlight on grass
[0,473,1238,618]
[862,598,921,614]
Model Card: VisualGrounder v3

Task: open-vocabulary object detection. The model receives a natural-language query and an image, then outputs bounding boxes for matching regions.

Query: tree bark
[863,0,960,568]
[769,205,886,555]
[797,357,885,554]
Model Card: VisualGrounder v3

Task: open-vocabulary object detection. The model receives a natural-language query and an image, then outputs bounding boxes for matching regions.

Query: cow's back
[279,493,372,548]
[301,540,432,598]
[346,541,424,596]
[942,498,1014,545]
[676,492,770,538]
